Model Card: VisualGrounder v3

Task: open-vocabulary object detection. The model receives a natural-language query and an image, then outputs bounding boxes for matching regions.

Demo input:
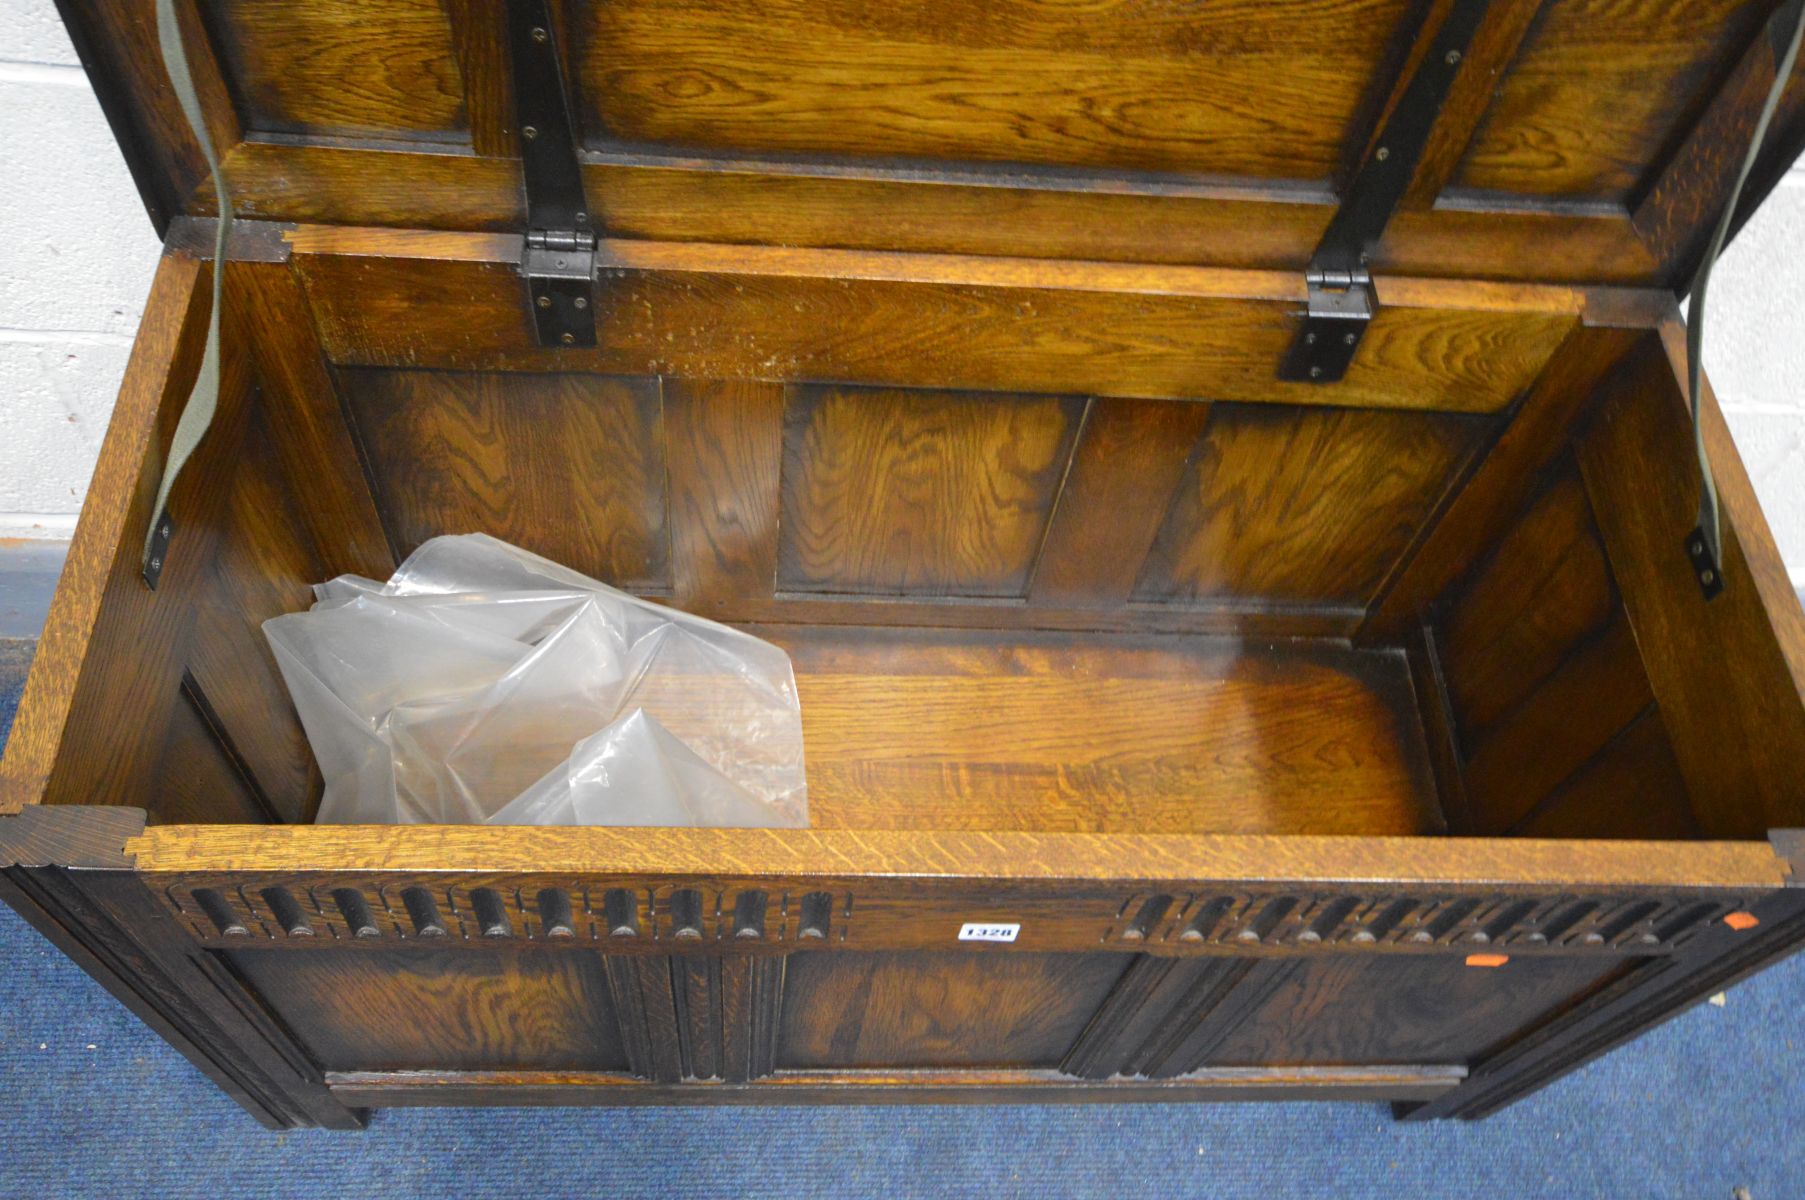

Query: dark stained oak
[1437,468,1619,746]
[443,0,515,158]
[1362,325,1648,640]
[574,0,1414,179]
[1203,954,1629,1066]
[211,140,1671,283]
[1388,0,1548,210]
[1508,707,1701,840]
[198,0,470,144]
[663,378,786,611]
[767,625,1443,836]
[228,946,631,1073]
[0,253,207,812]
[229,257,396,582]
[778,386,1086,598]
[1028,397,1214,609]
[14,0,1805,1131]
[182,400,328,824]
[777,952,1128,1069]
[1460,612,1656,836]
[322,1065,1468,1107]
[1631,0,1805,275]
[1576,331,1805,839]
[1134,405,1487,607]
[142,684,272,827]
[1457,0,1782,201]
[339,369,672,592]
[289,232,1581,415]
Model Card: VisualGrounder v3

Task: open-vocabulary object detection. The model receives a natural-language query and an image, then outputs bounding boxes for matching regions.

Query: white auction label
[957,922,1021,943]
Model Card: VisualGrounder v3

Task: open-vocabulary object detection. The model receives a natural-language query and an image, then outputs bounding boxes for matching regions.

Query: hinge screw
[531,26,548,42]
[536,294,551,309]
[523,125,538,140]
[150,557,161,571]
[573,296,588,309]
[160,522,170,537]
[560,332,575,345]
[1375,146,1390,161]
[1343,332,1357,345]
[1701,569,1717,586]
[1309,365,1323,379]
[575,211,588,225]
[1445,49,1462,66]
[1304,331,1316,345]
[1691,538,1706,555]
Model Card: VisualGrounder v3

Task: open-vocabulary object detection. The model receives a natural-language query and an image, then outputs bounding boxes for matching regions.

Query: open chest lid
[61,0,1805,293]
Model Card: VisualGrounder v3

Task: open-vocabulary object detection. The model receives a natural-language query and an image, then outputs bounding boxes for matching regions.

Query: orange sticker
[1465,953,1510,968]
[1723,912,1760,931]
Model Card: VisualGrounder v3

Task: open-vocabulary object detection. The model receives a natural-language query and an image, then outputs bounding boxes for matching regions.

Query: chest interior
[9,0,1805,847]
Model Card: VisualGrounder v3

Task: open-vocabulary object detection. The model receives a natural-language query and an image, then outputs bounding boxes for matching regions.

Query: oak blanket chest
[5,0,1805,1127]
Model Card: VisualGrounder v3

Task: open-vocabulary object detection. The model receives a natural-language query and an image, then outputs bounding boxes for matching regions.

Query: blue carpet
[2,644,1801,1198]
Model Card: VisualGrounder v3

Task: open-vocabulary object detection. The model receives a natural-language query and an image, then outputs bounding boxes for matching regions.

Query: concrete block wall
[1,0,161,538]
[0,0,1801,584]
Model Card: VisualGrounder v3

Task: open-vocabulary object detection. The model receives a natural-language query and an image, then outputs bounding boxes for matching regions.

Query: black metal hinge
[1280,0,1493,383]
[505,0,596,348]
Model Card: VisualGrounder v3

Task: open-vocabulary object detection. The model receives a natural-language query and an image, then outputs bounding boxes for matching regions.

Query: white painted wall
[0,0,1802,583]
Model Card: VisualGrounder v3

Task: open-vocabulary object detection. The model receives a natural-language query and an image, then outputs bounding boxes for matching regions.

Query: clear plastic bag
[263,534,808,828]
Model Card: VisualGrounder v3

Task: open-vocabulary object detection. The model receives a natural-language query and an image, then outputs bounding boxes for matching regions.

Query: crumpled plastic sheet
[263,534,808,828]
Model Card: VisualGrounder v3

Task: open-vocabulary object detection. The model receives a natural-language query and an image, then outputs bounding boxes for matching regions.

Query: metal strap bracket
[1280,268,1377,382]
[505,0,596,348]
[1279,0,1493,383]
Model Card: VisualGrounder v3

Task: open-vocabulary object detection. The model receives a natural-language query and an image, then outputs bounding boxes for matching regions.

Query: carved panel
[1101,890,1737,955]
[156,875,1744,959]
[165,879,852,949]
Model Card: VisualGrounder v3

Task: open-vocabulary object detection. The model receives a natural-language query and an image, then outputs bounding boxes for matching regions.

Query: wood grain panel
[778,386,1085,598]
[771,626,1442,836]
[1362,325,1648,640]
[1632,0,1805,275]
[130,817,1791,889]
[292,239,1579,414]
[574,0,1411,177]
[227,947,630,1073]
[0,254,207,812]
[1462,612,1655,836]
[1205,954,1628,1066]
[1405,624,1472,835]
[1438,469,1617,745]
[664,378,785,610]
[183,401,327,824]
[1510,707,1701,840]
[339,369,671,591]
[1456,0,1779,199]
[5,257,261,813]
[444,0,515,158]
[230,258,396,582]
[215,142,1668,283]
[1576,333,1805,838]
[777,951,1128,1070]
[1134,405,1486,607]
[199,0,469,142]
[142,684,271,827]
[1029,398,1214,608]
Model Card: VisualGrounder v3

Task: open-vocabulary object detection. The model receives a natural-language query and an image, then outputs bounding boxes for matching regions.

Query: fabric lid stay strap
[141,0,233,588]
